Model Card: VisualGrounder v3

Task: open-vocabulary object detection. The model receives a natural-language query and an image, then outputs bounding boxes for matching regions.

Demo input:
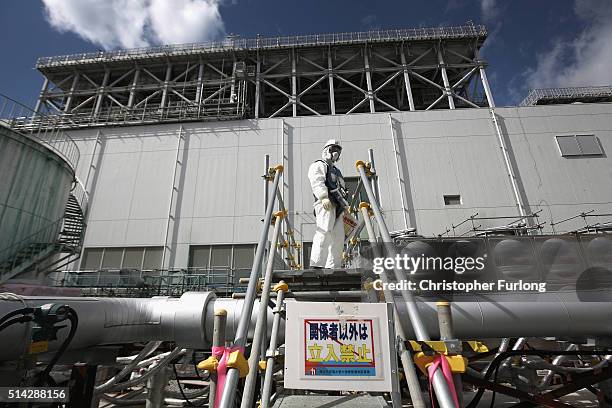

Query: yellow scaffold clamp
[277,240,289,249]
[355,160,373,176]
[273,281,289,293]
[359,202,374,217]
[258,360,267,371]
[197,356,219,373]
[227,350,249,378]
[413,353,467,375]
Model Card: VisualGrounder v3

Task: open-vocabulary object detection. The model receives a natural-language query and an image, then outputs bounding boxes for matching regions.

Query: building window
[444,195,462,205]
[80,247,163,270]
[556,135,603,157]
[189,244,256,270]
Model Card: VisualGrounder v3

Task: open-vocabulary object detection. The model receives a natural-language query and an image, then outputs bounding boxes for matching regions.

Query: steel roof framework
[33,24,493,128]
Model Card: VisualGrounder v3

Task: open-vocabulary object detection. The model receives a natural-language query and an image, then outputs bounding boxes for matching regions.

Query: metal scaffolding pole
[400,48,416,111]
[359,203,425,408]
[356,160,458,408]
[33,78,49,116]
[437,47,455,109]
[260,282,287,408]
[218,166,283,408]
[241,212,283,408]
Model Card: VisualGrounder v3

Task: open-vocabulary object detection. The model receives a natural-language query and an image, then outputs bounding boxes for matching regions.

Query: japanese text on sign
[304,319,376,377]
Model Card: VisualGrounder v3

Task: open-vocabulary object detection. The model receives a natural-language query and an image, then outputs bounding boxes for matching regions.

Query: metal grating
[520,86,612,106]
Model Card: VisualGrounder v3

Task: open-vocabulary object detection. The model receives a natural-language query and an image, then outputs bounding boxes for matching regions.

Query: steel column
[160,63,173,109]
[64,74,80,113]
[127,69,140,108]
[437,47,455,109]
[93,69,110,118]
[476,49,496,108]
[364,47,376,113]
[328,51,336,115]
[399,49,416,111]
[255,57,261,118]
[33,78,49,116]
[291,50,297,117]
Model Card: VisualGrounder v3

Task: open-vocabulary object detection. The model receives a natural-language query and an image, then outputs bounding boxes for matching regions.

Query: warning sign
[304,319,375,377]
[284,301,397,392]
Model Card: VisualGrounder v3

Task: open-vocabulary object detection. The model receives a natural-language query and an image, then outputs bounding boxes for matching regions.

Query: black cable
[172,363,206,407]
[37,308,79,385]
[0,308,34,327]
[0,315,33,332]
[465,349,612,408]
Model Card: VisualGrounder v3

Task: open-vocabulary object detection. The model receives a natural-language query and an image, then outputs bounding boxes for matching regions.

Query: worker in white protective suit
[308,139,349,269]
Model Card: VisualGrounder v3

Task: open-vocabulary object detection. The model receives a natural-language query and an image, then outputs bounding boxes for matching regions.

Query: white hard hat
[324,139,341,149]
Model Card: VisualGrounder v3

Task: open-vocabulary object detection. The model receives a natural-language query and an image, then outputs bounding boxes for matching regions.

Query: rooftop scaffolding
[520,85,612,106]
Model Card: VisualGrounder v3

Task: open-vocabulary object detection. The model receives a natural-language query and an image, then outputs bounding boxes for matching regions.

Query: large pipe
[0,293,279,362]
[2,292,612,362]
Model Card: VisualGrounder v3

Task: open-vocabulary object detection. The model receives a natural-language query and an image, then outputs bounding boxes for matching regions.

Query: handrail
[0,93,80,170]
[36,24,487,68]
[0,217,63,268]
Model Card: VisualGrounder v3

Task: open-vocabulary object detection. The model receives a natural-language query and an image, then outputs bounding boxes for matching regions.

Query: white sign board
[284,301,397,392]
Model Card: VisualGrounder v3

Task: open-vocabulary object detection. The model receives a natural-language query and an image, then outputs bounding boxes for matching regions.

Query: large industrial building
[2,23,612,407]
[18,24,612,282]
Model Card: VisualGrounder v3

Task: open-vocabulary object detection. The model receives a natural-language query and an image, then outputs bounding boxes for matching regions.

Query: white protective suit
[308,153,345,269]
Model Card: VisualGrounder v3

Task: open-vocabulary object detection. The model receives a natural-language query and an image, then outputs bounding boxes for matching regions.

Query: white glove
[321,198,333,211]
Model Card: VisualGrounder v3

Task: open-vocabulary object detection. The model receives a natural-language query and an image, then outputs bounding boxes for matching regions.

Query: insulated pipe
[1,294,612,362]
[0,293,279,362]
[219,166,283,408]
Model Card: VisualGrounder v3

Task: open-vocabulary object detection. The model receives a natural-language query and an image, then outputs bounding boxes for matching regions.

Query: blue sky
[1,0,611,107]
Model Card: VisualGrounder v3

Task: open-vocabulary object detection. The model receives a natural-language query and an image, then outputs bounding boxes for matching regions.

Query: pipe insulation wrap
[0,292,280,362]
[1,291,612,362]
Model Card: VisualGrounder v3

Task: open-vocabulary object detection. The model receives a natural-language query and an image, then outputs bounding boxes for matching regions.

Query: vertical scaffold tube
[360,203,425,408]
[219,166,283,408]
[356,161,458,408]
[209,309,227,408]
[260,281,288,408]
[241,212,284,408]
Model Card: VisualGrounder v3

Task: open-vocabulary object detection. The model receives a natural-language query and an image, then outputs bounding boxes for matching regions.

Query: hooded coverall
[308,160,345,269]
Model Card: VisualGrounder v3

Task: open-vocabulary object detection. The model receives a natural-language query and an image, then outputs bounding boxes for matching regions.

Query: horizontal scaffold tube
[1,291,611,361]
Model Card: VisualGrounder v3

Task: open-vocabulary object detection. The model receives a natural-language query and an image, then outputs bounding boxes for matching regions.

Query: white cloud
[524,0,612,89]
[480,0,498,21]
[42,0,226,50]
